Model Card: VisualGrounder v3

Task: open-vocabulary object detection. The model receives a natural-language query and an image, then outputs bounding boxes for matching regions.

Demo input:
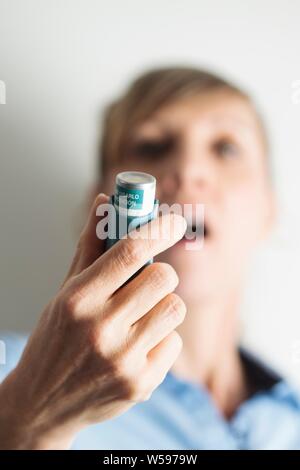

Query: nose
[161,138,214,198]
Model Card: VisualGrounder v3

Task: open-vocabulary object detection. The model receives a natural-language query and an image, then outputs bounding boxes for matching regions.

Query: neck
[171,288,248,418]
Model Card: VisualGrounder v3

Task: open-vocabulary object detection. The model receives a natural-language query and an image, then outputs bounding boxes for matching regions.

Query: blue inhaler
[105,171,159,266]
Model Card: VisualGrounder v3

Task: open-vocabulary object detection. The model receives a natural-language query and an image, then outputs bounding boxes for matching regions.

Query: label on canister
[114,171,156,216]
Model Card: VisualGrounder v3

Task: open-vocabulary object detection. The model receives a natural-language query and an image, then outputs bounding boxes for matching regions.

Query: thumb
[62,193,110,285]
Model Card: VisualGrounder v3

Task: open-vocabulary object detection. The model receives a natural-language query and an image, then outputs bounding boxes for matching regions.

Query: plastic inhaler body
[105,171,159,267]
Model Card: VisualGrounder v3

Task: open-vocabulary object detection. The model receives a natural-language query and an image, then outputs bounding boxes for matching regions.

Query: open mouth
[180,221,210,243]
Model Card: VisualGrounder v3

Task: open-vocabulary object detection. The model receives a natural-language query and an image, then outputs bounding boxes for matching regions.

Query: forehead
[134,90,263,141]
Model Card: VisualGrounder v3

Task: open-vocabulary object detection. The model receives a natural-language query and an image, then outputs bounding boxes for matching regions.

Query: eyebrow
[209,115,255,128]
[211,112,262,132]
[209,116,261,145]
[133,115,258,141]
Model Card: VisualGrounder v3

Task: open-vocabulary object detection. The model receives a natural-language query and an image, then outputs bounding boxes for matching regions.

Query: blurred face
[101,90,274,302]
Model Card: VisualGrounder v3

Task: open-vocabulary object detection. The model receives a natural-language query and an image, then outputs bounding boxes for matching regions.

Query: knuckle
[110,356,148,402]
[112,358,135,396]
[91,320,115,355]
[117,239,144,267]
[165,293,186,323]
[110,353,129,378]
[123,377,147,403]
[62,285,86,319]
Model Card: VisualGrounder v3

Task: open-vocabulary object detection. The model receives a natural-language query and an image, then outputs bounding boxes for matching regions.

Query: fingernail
[95,193,109,204]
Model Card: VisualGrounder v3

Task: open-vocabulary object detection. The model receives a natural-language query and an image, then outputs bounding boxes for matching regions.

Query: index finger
[78,212,187,300]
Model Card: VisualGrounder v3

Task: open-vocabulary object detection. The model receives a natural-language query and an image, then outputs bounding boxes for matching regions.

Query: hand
[0,193,187,449]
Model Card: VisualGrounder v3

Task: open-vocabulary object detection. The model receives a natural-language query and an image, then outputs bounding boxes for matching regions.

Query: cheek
[223,183,266,250]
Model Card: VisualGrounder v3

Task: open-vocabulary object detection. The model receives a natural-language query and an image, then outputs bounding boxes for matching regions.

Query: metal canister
[105,171,159,265]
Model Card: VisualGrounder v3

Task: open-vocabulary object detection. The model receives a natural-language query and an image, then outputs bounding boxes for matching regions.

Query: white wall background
[1,0,300,384]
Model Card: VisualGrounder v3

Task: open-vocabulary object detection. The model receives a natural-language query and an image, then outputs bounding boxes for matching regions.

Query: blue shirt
[1,331,300,450]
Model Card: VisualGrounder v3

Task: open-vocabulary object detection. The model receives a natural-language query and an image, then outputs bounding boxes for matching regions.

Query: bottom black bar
[0,449,299,466]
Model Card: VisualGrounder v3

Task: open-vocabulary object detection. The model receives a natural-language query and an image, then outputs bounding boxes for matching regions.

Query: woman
[1,67,300,450]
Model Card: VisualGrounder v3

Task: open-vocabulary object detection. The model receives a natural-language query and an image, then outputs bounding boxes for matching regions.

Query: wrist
[0,370,75,450]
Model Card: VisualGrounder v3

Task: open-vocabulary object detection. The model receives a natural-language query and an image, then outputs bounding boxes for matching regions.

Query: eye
[131,138,174,159]
[212,138,239,158]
